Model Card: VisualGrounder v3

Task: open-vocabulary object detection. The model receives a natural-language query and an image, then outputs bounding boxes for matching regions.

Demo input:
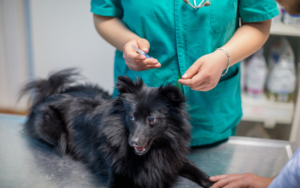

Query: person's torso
[113,0,242,146]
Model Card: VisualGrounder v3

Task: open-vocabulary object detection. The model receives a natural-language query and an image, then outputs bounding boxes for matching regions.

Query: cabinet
[241,23,300,144]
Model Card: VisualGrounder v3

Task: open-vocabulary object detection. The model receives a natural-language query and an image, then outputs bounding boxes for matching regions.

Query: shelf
[242,93,294,127]
[270,23,300,37]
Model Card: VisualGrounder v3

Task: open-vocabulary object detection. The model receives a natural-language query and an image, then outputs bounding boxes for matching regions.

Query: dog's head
[115,76,189,156]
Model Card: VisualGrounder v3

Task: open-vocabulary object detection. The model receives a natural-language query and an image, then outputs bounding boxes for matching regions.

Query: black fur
[21,68,214,188]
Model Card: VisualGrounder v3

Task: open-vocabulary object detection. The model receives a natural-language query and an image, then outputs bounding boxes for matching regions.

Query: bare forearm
[178,20,271,91]
[93,14,140,52]
[220,20,271,66]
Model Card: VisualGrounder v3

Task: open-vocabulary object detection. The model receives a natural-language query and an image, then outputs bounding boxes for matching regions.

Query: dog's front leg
[179,159,214,188]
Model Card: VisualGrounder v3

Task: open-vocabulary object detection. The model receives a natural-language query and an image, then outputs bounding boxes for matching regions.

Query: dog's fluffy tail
[20,68,80,106]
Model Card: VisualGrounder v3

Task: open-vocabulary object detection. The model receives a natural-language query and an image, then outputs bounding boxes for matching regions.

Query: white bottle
[246,48,268,98]
[283,9,300,27]
[267,38,296,102]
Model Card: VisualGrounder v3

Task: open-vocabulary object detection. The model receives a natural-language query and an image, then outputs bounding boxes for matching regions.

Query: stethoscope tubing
[184,0,211,9]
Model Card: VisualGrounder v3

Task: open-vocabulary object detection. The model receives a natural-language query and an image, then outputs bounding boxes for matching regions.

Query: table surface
[0,114,297,188]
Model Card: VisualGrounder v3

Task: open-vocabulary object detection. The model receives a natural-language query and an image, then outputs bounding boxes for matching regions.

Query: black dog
[21,68,213,188]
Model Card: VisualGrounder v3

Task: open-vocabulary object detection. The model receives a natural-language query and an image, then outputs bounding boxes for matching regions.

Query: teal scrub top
[91,0,279,146]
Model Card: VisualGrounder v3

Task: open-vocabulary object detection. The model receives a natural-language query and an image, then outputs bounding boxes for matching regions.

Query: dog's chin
[132,140,153,156]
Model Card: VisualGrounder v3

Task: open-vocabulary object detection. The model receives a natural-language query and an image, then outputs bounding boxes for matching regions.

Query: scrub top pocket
[213,67,242,134]
[210,0,238,32]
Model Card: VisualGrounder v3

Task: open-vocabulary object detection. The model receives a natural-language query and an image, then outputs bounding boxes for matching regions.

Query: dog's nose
[130,141,139,147]
[130,138,140,147]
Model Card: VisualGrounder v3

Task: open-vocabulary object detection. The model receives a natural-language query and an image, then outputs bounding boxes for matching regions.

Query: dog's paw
[201,180,214,188]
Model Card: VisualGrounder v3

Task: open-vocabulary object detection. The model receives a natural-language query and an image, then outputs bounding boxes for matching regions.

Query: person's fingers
[178,71,205,88]
[125,50,144,60]
[190,86,210,92]
[126,60,160,71]
[210,175,229,182]
[137,39,150,53]
[211,175,242,188]
[129,55,147,62]
[177,78,192,87]
[123,38,160,71]
[137,54,147,60]
[135,63,161,71]
[123,46,142,62]
[181,61,202,79]
[146,63,161,69]
[151,59,158,64]
[142,58,159,65]
[222,179,247,188]
[124,41,138,52]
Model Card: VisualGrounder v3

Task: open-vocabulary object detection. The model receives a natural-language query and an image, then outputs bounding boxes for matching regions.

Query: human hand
[123,38,161,71]
[209,173,275,188]
[178,50,228,91]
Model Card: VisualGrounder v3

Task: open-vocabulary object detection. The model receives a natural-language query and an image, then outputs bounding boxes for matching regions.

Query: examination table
[0,114,297,188]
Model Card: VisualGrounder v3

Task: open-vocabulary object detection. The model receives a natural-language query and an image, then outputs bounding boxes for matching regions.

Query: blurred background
[0,0,115,115]
[0,0,300,147]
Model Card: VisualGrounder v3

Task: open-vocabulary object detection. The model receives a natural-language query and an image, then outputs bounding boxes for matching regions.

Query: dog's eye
[130,115,135,121]
[148,117,156,124]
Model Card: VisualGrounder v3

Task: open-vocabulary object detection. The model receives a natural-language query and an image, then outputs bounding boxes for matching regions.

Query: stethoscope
[183,0,211,9]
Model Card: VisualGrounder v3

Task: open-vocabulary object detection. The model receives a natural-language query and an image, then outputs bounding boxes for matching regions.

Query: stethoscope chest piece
[183,0,211,9]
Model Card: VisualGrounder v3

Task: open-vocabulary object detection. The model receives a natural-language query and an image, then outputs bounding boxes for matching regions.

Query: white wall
[0,0,29,111]
[30,0,115,94]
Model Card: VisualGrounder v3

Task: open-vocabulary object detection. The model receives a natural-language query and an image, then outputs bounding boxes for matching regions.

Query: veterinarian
[208,1,300,188]
[207,1,300,188]
[91,0,278,146]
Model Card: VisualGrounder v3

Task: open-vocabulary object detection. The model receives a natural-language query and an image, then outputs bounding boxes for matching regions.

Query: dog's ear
[159,84,186,106]
[116,76,144,94]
